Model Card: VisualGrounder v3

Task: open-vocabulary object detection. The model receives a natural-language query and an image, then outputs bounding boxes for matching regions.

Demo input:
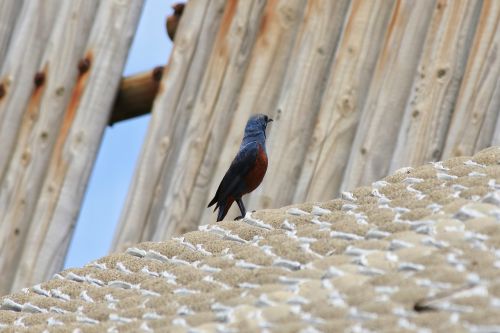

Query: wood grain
[247,0,351,211]
[8,0,144,291]
[196,0,307,227]
[390,0,482,171]
[151,0,267,240]
[0,0,60,186]
[0,0,23,70]
[112,0,227,251]
[341,0,436,191]
[443,0,500,157]
[294,0,395,203]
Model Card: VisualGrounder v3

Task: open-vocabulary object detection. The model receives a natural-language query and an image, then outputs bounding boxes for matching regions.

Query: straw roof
[2,146,500,332]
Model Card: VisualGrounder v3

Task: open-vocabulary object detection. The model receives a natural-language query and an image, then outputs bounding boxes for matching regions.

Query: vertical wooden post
[112,0,227,252]
[150,0,267,240]
[197,0,308,227]
[0,0,60,185]
[442,0,500,158]
[294,0,395,203]
[390,0,482,171]
[247,0,351,211]
[341,0,436,191]
[0,0,62,294]
[0,0,100,293]
[9,0,144,291]
[0,0,24,69]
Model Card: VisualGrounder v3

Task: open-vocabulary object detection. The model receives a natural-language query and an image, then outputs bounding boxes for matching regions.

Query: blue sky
[65,0,177,268]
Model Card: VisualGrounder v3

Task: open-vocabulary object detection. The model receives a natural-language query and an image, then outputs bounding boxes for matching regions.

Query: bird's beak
[267,118,273,123]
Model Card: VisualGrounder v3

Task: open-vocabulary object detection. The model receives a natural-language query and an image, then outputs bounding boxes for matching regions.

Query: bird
[166,3,185,42]
[208,114,273,222]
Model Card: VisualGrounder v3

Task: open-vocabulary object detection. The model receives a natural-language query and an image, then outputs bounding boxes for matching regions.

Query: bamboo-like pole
[442,0,500,158]
[341,0,436,191]
[8,0,144,291]
[198,0,308,227]
[108,66,164,125]
[0,0,24,70]
[247,0,351,211]
[151,0,267,240]
[0,0,60,186]
[0,0,62,294]
[112,0,227,252]
[390,0,482,172]
[138,0,228,243]
[294,0,395,203]
[0,0,99,294]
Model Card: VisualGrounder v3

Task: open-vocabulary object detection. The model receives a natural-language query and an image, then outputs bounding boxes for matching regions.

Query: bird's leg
[235,198,246,220]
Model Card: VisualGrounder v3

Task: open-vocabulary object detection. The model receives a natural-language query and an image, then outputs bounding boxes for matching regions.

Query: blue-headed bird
[208,114,273,221]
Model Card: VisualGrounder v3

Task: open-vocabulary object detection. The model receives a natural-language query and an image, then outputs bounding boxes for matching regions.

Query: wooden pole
[112,0,227,251]
[293,0,395,203]
[198,0,308,227]
[341,0,436,191]
[0,0,99,294]
[151,0,267,241]
[247,0,351,211]
[390,0,482,172]
[139,0,229,243]
[0,0,62,294]
[108,66,164,126]
[0,0,60,187]
[442,1,500,158]
[0,0,24,70]
[9,0,144,291]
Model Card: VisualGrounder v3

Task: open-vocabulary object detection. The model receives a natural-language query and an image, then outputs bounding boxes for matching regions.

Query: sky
[65,0,177,268]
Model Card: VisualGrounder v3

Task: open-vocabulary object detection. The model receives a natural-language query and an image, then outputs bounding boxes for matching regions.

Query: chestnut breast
[243,144,268,194]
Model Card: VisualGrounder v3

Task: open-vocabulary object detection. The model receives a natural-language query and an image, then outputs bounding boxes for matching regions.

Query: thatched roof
[2,147,500,332]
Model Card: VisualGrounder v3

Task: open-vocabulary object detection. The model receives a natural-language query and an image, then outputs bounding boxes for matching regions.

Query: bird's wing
[212,142,258,204]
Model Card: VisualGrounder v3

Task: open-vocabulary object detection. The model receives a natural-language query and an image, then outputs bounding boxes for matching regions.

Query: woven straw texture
[2,147,500,332]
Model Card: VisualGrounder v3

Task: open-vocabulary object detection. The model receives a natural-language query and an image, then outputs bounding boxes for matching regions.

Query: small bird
[166,3,185,42]
[208,114,273,221]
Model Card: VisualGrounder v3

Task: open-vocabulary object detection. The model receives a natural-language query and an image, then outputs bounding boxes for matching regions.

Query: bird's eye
[264,116,268,122]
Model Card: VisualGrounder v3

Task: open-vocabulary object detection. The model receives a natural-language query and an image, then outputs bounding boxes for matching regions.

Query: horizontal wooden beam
[108,66,164,125]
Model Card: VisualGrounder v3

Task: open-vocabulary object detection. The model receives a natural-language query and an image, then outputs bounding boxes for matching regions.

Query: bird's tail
[208,197,224,221]
[208,195,222,218]
[208,195,233,222]
[207,195,218,210]
[216,205,226,222]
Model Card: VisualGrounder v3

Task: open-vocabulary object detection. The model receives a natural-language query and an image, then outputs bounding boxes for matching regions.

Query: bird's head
[245,114,273,138]
[172,3,185,16]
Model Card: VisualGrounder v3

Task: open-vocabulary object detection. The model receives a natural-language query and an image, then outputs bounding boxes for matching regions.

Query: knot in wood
[34,72,46,87]
[78,58,91,74]
[436,68,447,78]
